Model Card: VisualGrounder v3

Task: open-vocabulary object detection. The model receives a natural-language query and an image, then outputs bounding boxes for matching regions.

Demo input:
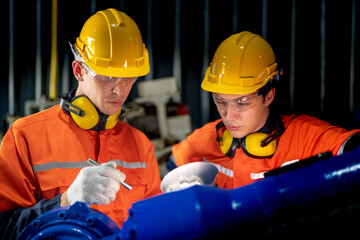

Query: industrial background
[3,1,360,237]
[2,0,360,140]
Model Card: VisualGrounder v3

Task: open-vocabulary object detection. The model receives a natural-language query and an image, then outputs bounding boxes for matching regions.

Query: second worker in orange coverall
[170,31,360,189]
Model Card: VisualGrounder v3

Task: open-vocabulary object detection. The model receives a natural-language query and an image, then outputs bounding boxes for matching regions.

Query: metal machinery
[19,146,360,239]
[127,77,193,177]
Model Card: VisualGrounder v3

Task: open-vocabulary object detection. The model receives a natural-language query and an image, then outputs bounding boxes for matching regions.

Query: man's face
[213,89,275,138]
[74,61,136,115]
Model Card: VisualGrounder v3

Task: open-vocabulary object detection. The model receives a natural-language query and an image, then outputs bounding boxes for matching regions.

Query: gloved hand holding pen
[62,161,126,207]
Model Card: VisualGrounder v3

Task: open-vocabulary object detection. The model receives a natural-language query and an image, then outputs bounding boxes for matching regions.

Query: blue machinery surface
[20,147,360,239]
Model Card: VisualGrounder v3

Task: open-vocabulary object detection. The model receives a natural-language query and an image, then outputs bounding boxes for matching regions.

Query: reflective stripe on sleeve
[337,133,357,155]
[250,172,265,180]
[112,159,147,169]
[203,157,233,177]
[32,161,89,172]
[32,160,147,173]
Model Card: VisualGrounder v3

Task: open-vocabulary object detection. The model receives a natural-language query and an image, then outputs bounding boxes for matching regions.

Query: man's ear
[264,88,275,107]
[72,61,84,82]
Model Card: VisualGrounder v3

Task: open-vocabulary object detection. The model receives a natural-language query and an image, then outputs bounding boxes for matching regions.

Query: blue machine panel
[19,147,360,239]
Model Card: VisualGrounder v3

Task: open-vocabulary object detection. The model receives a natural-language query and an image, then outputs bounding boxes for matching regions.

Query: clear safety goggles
[212,92,261,114]
[81,62,137,87]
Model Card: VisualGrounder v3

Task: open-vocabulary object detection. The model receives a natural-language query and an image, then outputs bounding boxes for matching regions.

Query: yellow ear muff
[219,130,234,155]
[105,108,122,129]
[242,132,277,158]
[218,129,239,158]
[70,96,99,130]
[215,118,284,158]
[216,121,239,158]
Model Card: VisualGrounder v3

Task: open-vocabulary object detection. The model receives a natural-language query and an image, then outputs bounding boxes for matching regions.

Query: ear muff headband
[216,119,284,158]
[60,96,121,130]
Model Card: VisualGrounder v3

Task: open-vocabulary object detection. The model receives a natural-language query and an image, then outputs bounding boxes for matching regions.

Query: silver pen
[87,158,132,190]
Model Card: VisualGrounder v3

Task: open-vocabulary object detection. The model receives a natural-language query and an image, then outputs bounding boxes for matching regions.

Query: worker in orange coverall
[0,9,161,239]
[170,31,360,189]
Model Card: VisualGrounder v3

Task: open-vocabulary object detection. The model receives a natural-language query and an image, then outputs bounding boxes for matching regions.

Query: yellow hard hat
[202,31,278,95]
[75,8,149,78]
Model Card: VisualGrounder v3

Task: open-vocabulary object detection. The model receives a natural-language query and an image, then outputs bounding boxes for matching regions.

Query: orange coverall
[0,105,161,228]
[172,114,360,188]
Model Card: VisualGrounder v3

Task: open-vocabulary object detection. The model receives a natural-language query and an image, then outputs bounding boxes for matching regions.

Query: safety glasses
[212,92,261,114]
[81,62,137,87]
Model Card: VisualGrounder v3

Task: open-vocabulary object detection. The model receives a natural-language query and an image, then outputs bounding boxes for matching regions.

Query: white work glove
[67,161,126,206]
[161,162,218,193]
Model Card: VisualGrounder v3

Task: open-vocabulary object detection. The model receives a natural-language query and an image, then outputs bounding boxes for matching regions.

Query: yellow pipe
[49,0,58,101]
